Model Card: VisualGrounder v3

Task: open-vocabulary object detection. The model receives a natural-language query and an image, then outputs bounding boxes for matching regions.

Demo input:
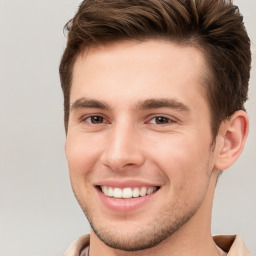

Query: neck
[90,170,220,256]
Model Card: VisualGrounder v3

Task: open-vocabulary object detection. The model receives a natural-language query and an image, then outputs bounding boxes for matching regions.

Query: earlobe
[214,110,249,171]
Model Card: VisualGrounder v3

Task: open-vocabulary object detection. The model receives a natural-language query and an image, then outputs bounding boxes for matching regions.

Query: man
[59,0,252,255]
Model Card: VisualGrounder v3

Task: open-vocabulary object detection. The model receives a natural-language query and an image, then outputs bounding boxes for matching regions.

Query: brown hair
[59,0,251,136]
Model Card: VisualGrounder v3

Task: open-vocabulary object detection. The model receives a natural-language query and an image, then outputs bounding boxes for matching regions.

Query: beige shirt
[63,234,251,256]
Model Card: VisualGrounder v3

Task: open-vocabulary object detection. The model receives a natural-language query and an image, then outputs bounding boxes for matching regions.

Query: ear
[214,110,249,170]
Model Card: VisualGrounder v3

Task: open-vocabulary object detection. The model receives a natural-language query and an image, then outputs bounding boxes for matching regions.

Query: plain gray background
[0,1,255,255]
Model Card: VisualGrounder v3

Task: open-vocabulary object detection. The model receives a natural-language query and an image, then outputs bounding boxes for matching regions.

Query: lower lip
[96,188,157,212]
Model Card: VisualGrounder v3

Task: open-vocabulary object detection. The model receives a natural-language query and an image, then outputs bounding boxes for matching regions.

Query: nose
[101,122,145,171]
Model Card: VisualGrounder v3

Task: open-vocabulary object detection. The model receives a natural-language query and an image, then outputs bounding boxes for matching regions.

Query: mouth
[98,186,160,199]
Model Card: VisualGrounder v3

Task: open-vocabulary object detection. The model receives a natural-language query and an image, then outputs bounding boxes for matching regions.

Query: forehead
[71,40,209,108]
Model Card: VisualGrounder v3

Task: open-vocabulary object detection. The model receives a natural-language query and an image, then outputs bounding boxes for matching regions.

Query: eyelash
[81,115,175,126]
[82,115,108,124]
[147,116,173,125]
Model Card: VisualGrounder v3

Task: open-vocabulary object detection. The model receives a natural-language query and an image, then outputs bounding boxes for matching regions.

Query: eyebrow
[70,97,190,113]
[70,98,110,111]
[137,98,190,112]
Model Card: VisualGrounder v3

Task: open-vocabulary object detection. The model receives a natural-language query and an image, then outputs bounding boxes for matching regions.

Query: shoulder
[63,234,90,256]
[213,234,252,255]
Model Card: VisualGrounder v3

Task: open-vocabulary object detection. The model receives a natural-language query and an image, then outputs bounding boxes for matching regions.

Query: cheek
[149,134,212,188]
[157,145,212,213]
[65,134,102,178]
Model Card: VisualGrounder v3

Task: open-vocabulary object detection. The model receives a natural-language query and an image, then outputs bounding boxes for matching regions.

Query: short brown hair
[59,0,251,136]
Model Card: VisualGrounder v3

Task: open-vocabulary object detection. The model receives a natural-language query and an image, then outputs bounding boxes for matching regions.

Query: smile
[100,186,159,199]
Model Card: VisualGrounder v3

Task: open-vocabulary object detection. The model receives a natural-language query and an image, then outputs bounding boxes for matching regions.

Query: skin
[65,40,248,256]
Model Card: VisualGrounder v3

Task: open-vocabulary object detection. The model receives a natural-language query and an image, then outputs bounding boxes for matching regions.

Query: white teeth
[122,188,133,198]
[108,187,114,197]
[113,188,122,198]
[140,187,147,197]
[132,188,140,198]
[147,187,153,195]
[100,186,158,199]
[102,186,108,195]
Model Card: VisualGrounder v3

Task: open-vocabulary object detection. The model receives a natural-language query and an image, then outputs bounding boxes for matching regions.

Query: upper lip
[94,179,162,188]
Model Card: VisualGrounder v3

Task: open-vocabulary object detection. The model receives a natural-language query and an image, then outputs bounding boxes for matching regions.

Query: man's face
[65,40,218,250]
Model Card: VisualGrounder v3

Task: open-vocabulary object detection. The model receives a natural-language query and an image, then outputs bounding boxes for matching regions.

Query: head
[60,0,251,253]
[60,0,251,138]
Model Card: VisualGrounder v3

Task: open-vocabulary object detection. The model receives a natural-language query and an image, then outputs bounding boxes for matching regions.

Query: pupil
[92,116,103,124]
[156,117,168,124]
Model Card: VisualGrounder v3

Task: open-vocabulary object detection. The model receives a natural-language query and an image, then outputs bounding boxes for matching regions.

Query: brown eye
[150,116,171,124]
[85,116,105,124]
[156,117,170,124]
